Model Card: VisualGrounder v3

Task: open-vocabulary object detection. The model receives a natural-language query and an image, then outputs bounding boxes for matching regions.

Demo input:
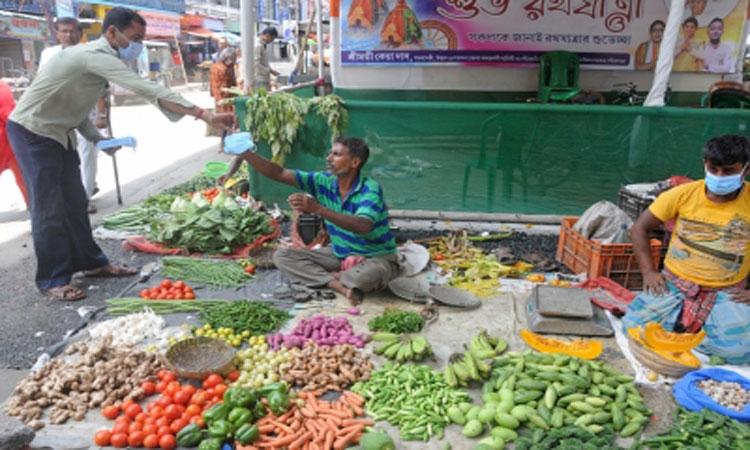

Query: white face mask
[116,29,143,61]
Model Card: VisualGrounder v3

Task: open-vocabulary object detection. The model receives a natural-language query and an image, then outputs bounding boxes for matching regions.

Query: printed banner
[140,10,179,37]
[340,0,748,72]
[0,13,49,40]
[0,0,45,15]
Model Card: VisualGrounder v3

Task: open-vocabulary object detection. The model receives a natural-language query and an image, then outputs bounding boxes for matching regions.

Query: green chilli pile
[351,363,470,441]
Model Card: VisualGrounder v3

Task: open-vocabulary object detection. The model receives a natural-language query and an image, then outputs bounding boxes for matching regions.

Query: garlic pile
[698,379,750,411]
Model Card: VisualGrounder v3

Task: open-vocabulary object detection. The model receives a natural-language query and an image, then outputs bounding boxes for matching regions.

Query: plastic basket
[556,216,662,290]
[203,161,229,179]
[617,187,654,221]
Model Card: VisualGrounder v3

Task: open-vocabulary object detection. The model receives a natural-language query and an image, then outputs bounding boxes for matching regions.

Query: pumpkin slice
[519,329,603,360]
[643,322,706,353]
[627,327,701,368]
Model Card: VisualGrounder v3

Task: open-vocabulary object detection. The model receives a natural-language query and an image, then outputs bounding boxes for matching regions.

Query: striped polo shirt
[295,170,397,258]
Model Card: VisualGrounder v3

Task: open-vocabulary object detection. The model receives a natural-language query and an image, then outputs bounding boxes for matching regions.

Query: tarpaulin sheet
[235,95,750,215]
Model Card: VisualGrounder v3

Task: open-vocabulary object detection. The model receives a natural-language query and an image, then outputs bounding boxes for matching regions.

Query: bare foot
[327,280,364,306]
[331,271,342,280]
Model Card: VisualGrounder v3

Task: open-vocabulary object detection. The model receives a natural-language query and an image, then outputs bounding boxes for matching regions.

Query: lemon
[195,329,205,336]
[647,371,659,382]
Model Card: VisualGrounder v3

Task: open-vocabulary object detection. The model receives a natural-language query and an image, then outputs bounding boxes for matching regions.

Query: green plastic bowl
[203,161,229,179]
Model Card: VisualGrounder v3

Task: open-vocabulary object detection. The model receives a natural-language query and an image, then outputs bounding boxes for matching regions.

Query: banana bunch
[372,332,433,362]
[444,330,508,387]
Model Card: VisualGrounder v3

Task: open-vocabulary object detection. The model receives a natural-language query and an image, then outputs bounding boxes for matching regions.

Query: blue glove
[96,136,137,151]
[223,132,256,155]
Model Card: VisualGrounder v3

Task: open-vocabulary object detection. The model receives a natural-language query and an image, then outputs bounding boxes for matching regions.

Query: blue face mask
[705,165,747,196]
[116,30,143,61]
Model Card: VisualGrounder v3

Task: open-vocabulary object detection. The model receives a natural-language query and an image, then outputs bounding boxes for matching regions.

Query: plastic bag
[673,368,750,422]
[573,200,633,243]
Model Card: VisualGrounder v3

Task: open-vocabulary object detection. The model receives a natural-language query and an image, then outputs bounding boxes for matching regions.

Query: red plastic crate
[556,217,662,290]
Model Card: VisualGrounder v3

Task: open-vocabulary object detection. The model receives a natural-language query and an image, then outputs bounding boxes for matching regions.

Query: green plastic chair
[461,114,528,212]
[538,51,581,103]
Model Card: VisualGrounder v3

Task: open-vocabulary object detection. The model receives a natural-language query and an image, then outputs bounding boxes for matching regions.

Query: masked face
[705,163,748,196]
[115,28,144,61]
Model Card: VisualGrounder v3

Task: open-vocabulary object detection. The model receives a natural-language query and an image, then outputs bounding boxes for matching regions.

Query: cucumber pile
[449,350,649,448]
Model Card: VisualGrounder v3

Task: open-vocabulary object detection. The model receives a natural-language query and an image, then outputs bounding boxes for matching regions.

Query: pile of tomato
[94,370,238,448]
[139,280,195,300]
[201,187,221,203]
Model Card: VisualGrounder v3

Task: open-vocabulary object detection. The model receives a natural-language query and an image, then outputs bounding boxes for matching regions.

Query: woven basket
[164,337,236,380]
[627,332,697,378]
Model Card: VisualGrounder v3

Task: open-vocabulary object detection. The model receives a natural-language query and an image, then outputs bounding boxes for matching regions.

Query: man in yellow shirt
[624,135,750,363]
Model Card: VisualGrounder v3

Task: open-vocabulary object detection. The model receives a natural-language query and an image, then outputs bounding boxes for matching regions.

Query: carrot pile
[238,390,372,450]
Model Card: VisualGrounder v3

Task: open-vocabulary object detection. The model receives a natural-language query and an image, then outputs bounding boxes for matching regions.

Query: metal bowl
[164,337,236,380]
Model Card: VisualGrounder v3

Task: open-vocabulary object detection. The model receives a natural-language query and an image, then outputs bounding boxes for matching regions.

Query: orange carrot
[278,409,296,422]
[323,417,339,430]
[300,406,316,418]
[264,431,302,448]
[271,420,295,435]
[258,424,275,434]
[348,403,364,417]
[290,419,302,431]
[317,408,349,419]
[307,395,319,411]
[341,418,374,427]
[289,431,313,450]
[336,424,364,437]
[333,427,362,450]
[323,430,335,450]
[343,391,365,407]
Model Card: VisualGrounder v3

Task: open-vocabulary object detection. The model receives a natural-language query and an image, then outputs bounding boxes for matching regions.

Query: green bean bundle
[162,256,250,288]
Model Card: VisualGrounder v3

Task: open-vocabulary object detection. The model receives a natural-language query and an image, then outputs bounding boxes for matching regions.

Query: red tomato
[93,429,111,446]
[164,381,181,397]
[189,416,205,428]
[110,433,128,448]
[226,370,240,382]
[157,425,172,438]
[156,396,172,409]
[190,391,208,407]
[142,423,158,436]
[185,404,201,417]
[155,416,170,430]
[149,287,160,297]
[173,390,190,405]
[182,385,197,397]
[164,294,175,300]
[102,405,120,420]
[128,431,145,447]
[161,372,177,383]
[149,405,164,418]
[113,415,131,426]
[155,381,167,394]
[161,279,173,289]
[128,421,142,434]
[174,281,186,289]
[135,412,147,423]
[157,369,170,380]
[140,289,149,298]
[203,373,223,389]
[184,292,196,300]
[159,434,177,450]
[111,422,129,435]
[169,418,188,434]
[125,403,142,419]
[143,434,160,448]
[213,383,228,397]
[142,381,157,396]
[164,404,181,421]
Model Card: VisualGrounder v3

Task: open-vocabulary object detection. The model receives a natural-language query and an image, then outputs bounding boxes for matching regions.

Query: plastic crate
[617,186,654,221]
[556,217,662,290]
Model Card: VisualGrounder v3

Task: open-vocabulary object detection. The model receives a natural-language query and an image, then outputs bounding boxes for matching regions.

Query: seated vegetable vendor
[236,137,399,304]
[624,135,750,364]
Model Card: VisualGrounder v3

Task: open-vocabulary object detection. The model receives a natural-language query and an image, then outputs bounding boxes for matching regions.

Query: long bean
[162,256,250,288]
[106,298,234,316]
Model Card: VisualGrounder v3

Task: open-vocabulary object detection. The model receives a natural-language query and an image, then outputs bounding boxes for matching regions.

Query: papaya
[643,322,705,352]
[519,329,603,360]
[627,327,701,368]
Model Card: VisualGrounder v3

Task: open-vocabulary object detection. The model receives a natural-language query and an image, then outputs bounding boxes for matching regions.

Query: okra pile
[449,350,650,446]
[350,362,471,441]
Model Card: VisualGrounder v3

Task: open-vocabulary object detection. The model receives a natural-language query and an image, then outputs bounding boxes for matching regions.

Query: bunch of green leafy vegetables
[148,191,274,254]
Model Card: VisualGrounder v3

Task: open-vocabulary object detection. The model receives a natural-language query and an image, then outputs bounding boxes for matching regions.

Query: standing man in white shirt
[701,17,736,74]
[254,27,280,91]
[39,17,108,213]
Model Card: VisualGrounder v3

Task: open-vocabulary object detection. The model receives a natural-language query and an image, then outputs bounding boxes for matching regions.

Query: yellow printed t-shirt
[649,180,750,287]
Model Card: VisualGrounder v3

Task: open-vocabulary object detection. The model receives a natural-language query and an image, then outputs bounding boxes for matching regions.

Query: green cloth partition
[235,95,750,215]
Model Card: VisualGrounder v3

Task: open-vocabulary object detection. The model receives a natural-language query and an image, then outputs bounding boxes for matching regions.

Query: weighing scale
[526,285,613,336]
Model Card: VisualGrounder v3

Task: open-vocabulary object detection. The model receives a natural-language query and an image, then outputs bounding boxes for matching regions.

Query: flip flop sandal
[428,285,482,309]
[83,265,137,278]
[46,285,86,302]
[388,277,431,303]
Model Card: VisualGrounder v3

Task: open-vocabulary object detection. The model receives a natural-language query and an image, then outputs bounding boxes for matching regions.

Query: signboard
[56,0,75,18]
[140,10,179,37]
[340,0,748,72]
[0,13,49,40]
[83,0,185,15]
[0,0,45,15]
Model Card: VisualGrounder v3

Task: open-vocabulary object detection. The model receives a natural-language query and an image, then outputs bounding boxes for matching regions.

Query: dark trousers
[7,121,108,290]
